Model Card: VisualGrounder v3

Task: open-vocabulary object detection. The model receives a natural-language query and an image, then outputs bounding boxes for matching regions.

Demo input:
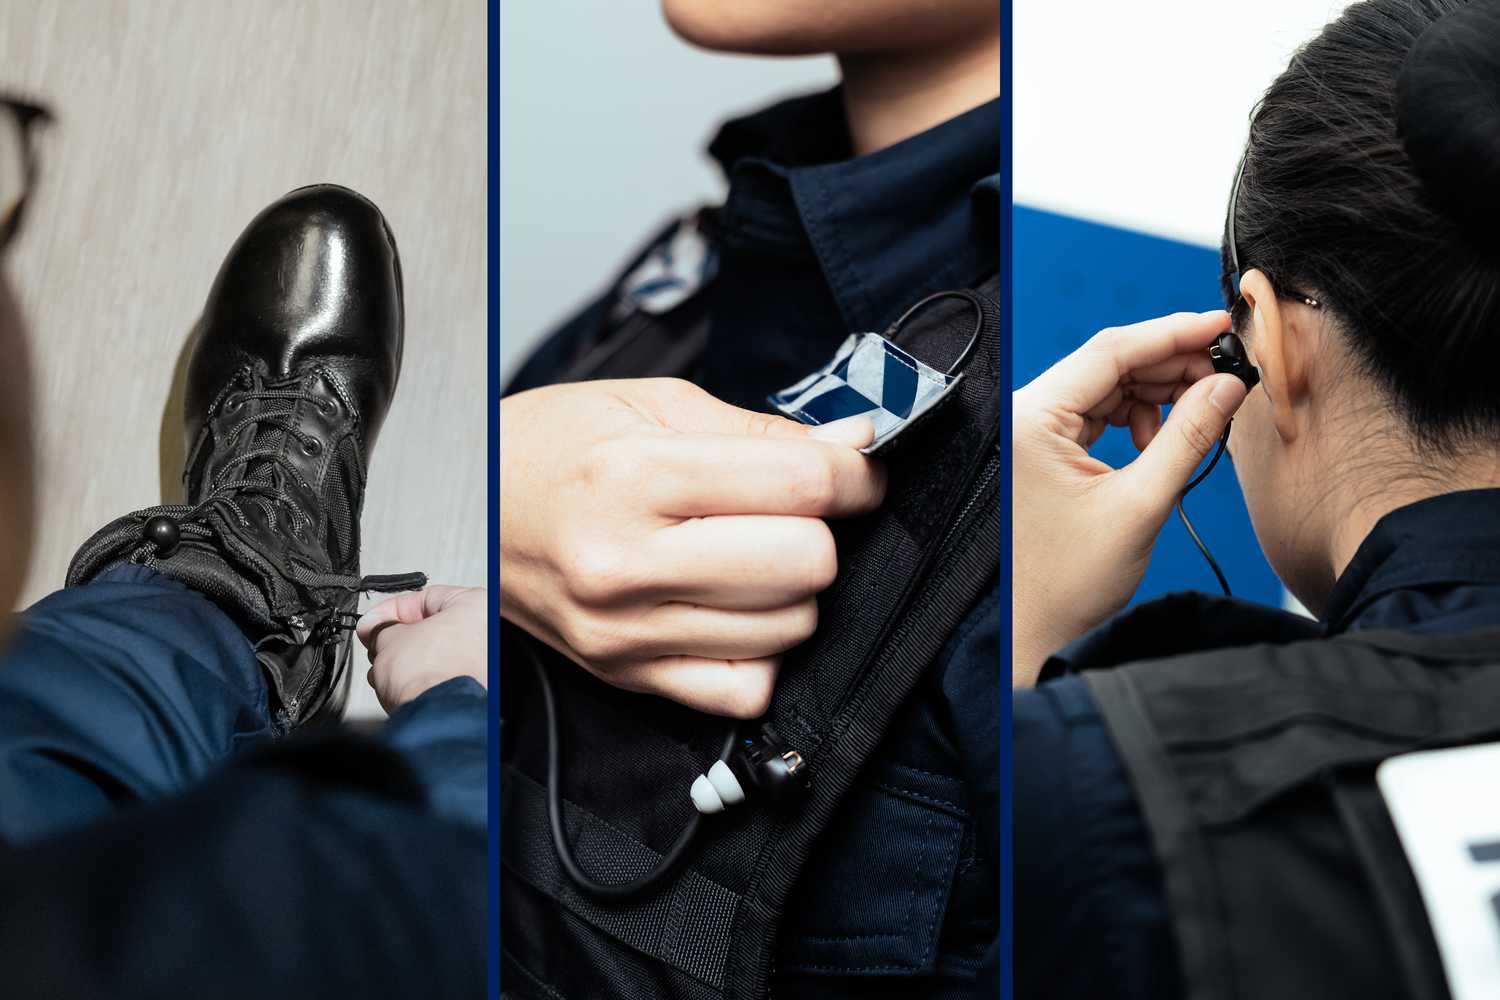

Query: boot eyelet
[317,398,338,418]
[223,395,244,415]
[301,438,323,457]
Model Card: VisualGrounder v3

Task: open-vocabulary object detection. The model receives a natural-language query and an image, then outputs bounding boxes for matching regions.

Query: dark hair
[1224,0,1500,450]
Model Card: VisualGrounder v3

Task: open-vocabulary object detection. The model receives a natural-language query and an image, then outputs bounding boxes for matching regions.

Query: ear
[1238,268,1311,443]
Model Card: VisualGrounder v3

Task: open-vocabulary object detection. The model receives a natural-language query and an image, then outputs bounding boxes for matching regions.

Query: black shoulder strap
[1086,630,1500,1000]
[557,210,717,383]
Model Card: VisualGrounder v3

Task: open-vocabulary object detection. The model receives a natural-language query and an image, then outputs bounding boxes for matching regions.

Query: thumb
[674,385,876,447]
[355,585,468,650]
[1124,374,1247,507]
[654,382,807,439]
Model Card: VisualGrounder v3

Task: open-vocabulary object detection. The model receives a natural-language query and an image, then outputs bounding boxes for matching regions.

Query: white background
[500,2,837,379]
[1016,0,1356,246]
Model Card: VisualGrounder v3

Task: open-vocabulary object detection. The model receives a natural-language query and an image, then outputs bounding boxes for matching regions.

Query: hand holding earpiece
[1011,310,1247,687]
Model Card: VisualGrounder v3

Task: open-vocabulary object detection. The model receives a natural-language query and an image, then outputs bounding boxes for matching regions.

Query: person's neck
[1326,444,1500,586]
[837,32,1000,157]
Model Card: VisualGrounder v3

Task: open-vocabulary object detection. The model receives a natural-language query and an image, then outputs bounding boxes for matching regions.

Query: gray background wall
[0,0,486,717]
[499,1,837,378]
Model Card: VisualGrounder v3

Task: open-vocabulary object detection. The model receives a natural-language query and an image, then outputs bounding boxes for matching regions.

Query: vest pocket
[774,762,968,976]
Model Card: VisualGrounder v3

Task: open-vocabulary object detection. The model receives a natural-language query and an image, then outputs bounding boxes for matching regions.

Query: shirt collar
[708,87,999,332]
[1321,488,1500,631]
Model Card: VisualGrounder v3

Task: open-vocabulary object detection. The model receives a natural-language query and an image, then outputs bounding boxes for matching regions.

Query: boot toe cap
[188,183,405,451]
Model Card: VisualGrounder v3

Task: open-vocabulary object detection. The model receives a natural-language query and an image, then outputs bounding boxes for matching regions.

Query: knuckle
[648,377,699,407]
[1178,412,1220,456]
[728,671,776,719]
[746,412,789,438]
[790,600,820,642]
[582,439,641,493]
[783,451,838,511]
[797,522,839,592]
[562,617,628,665]
[1088,326,1122,349]
[557,540,635,606]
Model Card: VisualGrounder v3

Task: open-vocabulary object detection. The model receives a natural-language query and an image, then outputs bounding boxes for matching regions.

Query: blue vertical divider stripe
[487,0,500,996]
[1012,205,1283,608]
[998,3,1013,994]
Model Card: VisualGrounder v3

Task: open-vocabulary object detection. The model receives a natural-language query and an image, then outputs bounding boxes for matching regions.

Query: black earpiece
[1209,332,1260,390]
[1174,331,1257,598]
[690,728,810,814]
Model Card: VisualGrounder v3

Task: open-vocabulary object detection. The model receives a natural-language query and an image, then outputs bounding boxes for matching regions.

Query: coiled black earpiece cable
[1175,423,1234,596]
[522,634,738,902]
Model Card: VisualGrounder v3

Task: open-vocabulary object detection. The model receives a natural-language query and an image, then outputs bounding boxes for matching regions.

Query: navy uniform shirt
[509,88,1001,996]
[1016,488,1500,999]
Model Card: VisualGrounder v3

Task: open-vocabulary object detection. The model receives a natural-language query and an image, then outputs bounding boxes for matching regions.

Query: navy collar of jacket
[1321,487,1500,632]
[707,87,999,333]
[1045,488,1500,677]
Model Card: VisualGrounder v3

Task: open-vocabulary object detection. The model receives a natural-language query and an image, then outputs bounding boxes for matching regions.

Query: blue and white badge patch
[1378,742,1500,1000]
[769,332,961,453]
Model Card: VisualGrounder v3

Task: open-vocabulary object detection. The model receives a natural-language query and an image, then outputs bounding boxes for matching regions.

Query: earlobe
[1238,269,1302,443]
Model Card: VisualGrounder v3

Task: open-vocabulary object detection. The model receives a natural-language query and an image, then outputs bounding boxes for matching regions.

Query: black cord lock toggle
[141,515,182,557]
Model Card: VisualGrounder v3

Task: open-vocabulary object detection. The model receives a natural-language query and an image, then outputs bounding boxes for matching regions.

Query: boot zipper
[282,609,333,722]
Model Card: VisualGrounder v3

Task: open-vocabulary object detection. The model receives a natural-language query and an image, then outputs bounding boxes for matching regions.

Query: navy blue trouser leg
[0,564,273,844]
[0,565,487,998]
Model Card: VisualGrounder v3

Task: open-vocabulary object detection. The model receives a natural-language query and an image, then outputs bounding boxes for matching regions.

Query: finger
[608,655,780,719]
[612,598,819,662]
[356,585,469,648]
[362,619,410,667]
[1128,401,1162,450]
[636,379,813,440]
[1122,382,1190,405]
[805,415,877,448]
[1125,351,1217,387]
[647,515,839,609]
[1104,396,1136,428]
[644,434,886,518]
[1090,362,1218,416]
[1030,310,1230,415]
[1121,374,1247,509]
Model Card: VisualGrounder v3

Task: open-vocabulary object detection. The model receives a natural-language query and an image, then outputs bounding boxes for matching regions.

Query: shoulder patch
[614,211,718,318]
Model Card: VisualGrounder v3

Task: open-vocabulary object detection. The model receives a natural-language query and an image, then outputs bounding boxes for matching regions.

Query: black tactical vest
[1082,613,1500,1000]
[501,257,1000,998]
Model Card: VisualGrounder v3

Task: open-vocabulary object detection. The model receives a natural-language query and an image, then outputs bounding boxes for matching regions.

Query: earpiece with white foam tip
[690,760,748,814]
[707,760,746,806]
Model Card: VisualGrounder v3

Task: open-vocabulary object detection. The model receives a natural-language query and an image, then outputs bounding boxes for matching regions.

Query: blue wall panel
[1013,206,1283,607]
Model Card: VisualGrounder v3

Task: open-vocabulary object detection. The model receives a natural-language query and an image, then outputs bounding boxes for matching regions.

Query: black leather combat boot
[68,184,425,730]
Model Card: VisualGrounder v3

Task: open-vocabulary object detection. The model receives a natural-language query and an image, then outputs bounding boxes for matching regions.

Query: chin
[660,0,997,56]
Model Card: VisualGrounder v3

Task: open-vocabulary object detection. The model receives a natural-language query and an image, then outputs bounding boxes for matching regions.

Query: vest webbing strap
[505,771,742,990]
[1083,668,1231,1000]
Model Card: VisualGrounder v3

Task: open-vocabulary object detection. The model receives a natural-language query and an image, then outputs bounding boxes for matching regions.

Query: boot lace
[136,378,425,601]
[206,385,329,532]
